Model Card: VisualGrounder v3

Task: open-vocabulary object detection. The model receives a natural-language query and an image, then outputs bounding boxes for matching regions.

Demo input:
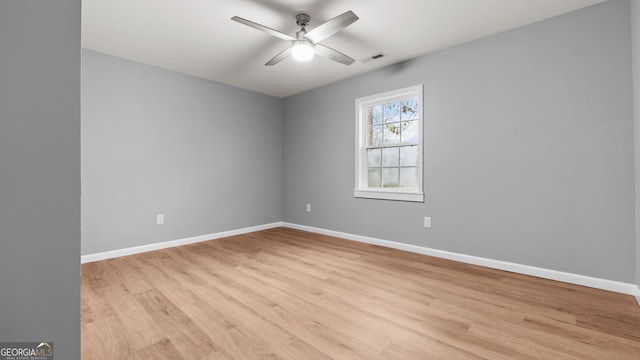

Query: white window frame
[354,85,424,202]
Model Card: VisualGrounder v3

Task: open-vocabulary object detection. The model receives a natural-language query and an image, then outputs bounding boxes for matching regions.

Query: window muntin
[355,85,423,202]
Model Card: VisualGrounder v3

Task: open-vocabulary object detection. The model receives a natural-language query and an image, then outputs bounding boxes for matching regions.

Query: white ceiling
[82,0,605,98]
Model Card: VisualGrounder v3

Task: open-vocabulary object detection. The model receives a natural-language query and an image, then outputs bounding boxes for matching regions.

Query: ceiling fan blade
[265,47,292,66]
[231,16,295,41]
[315,44,355,65]
[304,11,359,44]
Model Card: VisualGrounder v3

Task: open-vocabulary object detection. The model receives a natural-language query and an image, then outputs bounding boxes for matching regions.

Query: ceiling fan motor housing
[296,13,311,28]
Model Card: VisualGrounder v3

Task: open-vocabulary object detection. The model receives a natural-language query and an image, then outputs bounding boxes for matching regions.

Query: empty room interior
[2,0,640,359]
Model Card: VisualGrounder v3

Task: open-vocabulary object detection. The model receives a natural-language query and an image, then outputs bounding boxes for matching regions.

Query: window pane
[383,123,400,144]
[382,147,399,166]
[400,145,418,166]
[382,168,400,188]
[384,102,400,123]
[400,167,418,188]
[369,125,383,145]
[401,98,419,120]
[371,105,383,124]
[367,148,381,167]
[368,168,381,187]
[401,120,418,143]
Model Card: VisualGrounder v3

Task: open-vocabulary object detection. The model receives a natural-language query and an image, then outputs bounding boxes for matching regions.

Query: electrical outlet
[423,217,431,228]
[156,214,165,225]
[306,204,311,213]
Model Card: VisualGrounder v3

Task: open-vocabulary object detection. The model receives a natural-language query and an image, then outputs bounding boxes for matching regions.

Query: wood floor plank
[82,227,640,359]
[81,280,113,324]
[132,339,185,360]
[134,288,222,359]
[82,315,133,360]
[185,249,387,358]
[146,248,329,359]
[103,287,165,351]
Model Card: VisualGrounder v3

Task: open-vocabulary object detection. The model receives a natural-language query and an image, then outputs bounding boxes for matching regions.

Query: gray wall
[0,1,80,359]
[283,0,635,283]
[632,0,640,289]
[82,50,283,255]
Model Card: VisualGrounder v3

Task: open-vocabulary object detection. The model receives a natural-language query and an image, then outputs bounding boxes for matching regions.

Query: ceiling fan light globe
[292,41,314,62]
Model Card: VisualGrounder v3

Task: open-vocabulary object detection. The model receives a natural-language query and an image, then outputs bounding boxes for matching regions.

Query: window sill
[354,189,424,202]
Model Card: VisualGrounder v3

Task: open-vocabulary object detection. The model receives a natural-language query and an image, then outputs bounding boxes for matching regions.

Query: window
[354,85,424,202]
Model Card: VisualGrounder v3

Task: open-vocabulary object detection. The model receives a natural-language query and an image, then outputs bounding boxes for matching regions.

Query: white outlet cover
[423,217,431,228]
[156,214,165,225]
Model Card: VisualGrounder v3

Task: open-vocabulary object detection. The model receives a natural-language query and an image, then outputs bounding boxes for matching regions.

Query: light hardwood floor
[82,227,640,359]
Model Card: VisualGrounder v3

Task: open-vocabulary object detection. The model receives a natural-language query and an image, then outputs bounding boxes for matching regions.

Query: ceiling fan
[231,11,359,66]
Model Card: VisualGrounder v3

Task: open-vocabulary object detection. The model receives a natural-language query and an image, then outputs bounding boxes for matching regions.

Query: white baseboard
[282,222,640,297]
[81,222,284,264]
[81,220,640,301]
